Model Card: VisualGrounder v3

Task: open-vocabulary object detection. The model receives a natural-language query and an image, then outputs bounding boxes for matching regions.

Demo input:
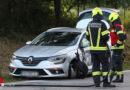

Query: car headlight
[48,55,66,64]
[11,55,17,61]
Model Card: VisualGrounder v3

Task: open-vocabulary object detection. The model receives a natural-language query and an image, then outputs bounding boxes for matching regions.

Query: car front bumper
[9,60,69,78]
[9,66,68,78]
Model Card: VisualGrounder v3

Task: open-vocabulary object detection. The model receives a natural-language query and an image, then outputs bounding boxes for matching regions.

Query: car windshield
[79,11,92,20]
[31,32,81,46]
[79,11,110,22]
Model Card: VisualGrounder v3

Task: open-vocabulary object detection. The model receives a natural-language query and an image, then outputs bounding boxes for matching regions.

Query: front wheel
[68,64,76,79]
[68,61,88,79]
[72,61,88,79]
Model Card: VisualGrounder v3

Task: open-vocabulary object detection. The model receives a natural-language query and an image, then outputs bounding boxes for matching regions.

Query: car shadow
[13,74,92,81]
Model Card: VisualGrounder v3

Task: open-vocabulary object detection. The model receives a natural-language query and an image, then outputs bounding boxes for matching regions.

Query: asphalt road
[1,70,130,90]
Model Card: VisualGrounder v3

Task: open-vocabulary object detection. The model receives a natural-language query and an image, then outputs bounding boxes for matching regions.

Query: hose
[5,84,95,87]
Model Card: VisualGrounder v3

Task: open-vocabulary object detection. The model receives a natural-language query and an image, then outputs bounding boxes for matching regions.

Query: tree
[54,0,61,26]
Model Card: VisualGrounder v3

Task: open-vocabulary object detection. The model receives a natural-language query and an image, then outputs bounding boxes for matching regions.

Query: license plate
[21,71,39,77]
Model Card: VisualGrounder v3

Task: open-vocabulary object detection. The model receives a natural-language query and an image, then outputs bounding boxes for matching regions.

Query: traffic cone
[0,77,4,87]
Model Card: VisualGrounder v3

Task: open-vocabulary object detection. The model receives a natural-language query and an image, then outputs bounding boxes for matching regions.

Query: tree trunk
[54,0,61,26]
[95,0,100,7]
[77,0,79,16]
[83,0,86,10]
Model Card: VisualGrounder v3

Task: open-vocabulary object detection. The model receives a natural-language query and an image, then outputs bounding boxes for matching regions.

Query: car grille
[14,68,47,76]
[17,56,49,66]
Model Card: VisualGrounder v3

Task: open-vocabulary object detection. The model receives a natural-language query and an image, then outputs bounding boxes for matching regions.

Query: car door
[78,34,92,67]
[76,10,111,29]
[78,11,110,22]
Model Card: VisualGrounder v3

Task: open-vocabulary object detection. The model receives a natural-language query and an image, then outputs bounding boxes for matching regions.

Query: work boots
[103,76,116,87]
[113,75,124,83]
[103,82,116,87]
[93,76,100,87]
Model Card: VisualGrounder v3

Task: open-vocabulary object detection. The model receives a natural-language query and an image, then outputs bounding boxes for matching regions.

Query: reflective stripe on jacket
[86,21,109,51]
[110,24,125,49]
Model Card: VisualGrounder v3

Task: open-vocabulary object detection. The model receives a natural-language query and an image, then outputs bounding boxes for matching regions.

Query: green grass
[123,61,130,70]
[119,8,130,30]
[1,75,23,83]
[120,8,130,70]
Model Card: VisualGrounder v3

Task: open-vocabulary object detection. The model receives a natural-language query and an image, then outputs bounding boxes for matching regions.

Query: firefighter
[86,7,115,87]
[109,12,126,83]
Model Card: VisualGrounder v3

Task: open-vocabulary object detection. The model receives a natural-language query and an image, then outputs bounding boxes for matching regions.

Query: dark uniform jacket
[110,18,126,50]
[86,14,109,53]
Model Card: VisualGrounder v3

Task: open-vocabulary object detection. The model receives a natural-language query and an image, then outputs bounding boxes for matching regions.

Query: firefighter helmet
[92,7,103,17]
[109,12,119,22]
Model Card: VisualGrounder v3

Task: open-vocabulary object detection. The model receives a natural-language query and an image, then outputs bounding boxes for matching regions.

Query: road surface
[1,70,130,90]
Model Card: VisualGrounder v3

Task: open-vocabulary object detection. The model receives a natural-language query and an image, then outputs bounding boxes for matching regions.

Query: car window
[79,11,92,21]
[31,32,81,46]
[79,11,110,22]
[103,11,110,22]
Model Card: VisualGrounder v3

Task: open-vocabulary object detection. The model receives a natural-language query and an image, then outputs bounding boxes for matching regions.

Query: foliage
[0,0,52,35]
[0,0,130,82]
[0,0,129,38]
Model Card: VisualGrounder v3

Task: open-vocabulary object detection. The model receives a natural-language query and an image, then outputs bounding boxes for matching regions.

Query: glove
[114,43,121,47]
[116,43,121,47]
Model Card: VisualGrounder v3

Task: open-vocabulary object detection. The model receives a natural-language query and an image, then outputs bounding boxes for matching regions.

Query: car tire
[68,64,75,79]
[72,61,88,79]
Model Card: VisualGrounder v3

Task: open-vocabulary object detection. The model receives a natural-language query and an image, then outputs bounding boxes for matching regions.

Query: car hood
[76,18,110,29]
[14,45,76,57]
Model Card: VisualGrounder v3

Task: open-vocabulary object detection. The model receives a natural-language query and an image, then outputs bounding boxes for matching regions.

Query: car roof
[79,8,120,16]
[47,27,85,33]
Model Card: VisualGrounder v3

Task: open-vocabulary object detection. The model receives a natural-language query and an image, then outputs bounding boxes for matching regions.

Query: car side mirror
[26,41,32,45]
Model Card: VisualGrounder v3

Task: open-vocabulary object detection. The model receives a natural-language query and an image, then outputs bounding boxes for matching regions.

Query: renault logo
[28,56,33,64]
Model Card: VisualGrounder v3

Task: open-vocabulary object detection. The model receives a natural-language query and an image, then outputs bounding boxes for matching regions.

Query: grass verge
[2,75,24,83]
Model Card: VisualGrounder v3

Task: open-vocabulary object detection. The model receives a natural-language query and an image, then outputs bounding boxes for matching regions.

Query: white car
[76,8,120,29]
[9,27,92,78]
[76,8,120,48]
[9,8,120,78]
